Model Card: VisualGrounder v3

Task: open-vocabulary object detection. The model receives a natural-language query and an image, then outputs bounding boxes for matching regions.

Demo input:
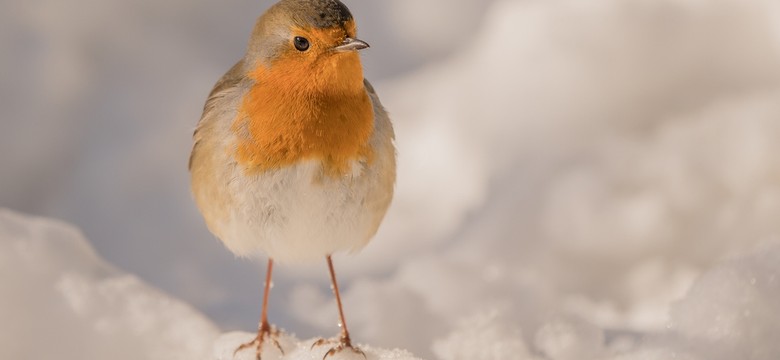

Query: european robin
[188,0,395,359]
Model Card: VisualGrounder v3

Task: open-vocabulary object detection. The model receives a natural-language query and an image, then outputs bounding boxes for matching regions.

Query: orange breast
[233,52,374,176]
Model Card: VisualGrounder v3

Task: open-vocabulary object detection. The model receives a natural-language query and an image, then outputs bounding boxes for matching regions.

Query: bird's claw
[311,337,366,360]
[323,344,366,360]
[234,325,285,360]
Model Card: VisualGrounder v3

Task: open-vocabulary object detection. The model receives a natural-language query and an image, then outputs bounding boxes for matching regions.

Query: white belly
[220,159,386,263]
[190,79,396,263]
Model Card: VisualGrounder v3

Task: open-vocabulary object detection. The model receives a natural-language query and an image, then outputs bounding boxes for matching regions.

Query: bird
[188,0,395,359]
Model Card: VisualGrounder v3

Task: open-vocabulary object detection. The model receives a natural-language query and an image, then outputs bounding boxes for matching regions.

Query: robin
[188,0,395,359]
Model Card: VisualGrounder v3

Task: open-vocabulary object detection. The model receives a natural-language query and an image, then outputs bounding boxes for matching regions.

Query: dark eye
[294,36,310,51]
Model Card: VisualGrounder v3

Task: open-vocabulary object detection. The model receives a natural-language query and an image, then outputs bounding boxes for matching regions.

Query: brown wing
[189,60,247,171]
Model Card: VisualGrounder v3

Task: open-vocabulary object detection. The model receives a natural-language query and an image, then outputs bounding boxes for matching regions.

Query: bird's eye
[294,36,310,52]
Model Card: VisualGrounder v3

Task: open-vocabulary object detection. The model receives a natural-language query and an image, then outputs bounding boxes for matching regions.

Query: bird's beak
[333,37,370,52]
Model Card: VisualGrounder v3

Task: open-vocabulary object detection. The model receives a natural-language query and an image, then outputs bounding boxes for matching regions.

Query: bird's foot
[311,335,366,360]
[234,324,285,360]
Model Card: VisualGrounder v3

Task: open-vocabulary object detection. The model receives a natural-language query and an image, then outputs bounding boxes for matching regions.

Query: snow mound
[663,242,780,360]
[0,209,220,360]
[433,311,533,360]
[428,242,780,360]
[214,332,424,360]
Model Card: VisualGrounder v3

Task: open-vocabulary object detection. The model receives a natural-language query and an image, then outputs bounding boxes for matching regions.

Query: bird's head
[232,0,375,175]
[244,0,369,94]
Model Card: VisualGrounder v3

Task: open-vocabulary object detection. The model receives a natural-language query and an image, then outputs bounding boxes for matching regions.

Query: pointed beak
[332,37,370,53]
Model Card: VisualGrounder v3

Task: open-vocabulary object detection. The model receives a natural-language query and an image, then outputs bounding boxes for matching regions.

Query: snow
[666,243,780,360]
[5,195,775,360]
[0,209,220,360]
[3,0,780,359]
[2,211,770,360]
[433,311,533,360]
[427,242,780,360]
[0,208,425,360]
[214,332,423,360]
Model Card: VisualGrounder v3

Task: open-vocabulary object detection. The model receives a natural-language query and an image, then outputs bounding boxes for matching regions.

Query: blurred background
[2,0,780,358]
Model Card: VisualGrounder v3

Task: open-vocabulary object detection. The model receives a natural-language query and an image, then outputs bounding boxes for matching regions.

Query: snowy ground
[214,332,422,360]
[0,209,218,360]
[3,0,780,359]
[0,209,423,360]
[2,208,778,359]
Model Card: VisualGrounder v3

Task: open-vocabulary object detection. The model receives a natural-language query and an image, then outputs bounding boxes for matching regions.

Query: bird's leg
[312,255,366,360]
[235,259,284,360]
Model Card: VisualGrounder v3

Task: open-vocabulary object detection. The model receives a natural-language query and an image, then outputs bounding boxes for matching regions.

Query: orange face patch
[233,23,374,177]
